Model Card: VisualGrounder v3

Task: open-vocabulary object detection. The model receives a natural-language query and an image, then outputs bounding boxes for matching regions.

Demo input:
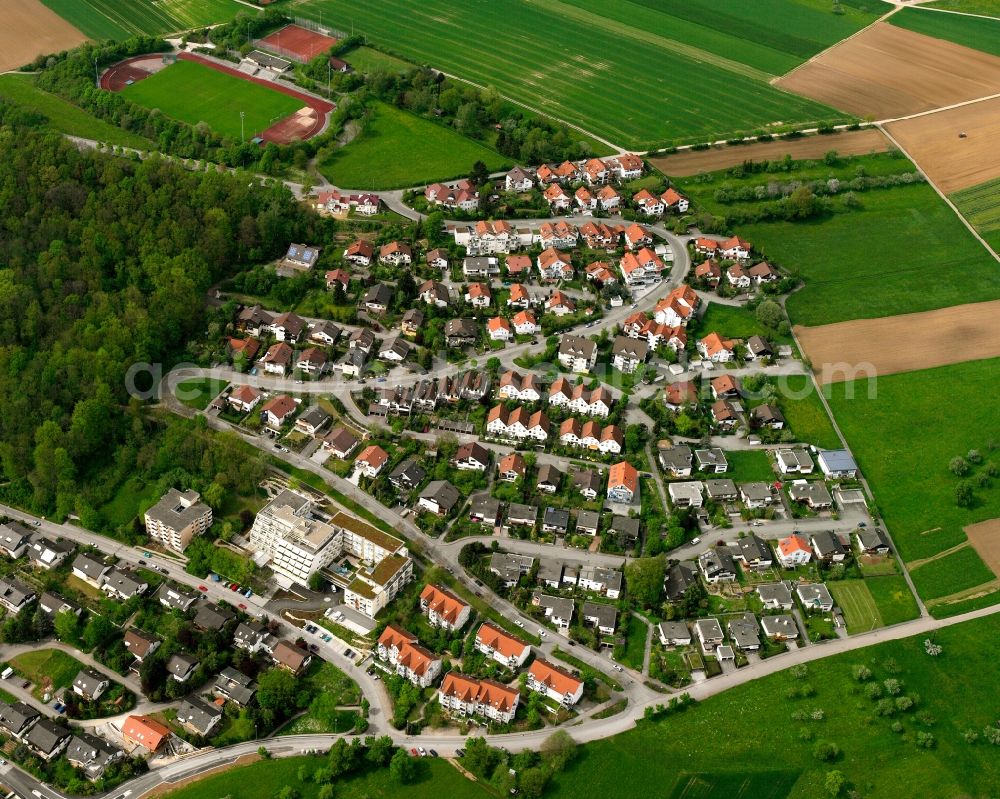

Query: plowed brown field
[797,299,1000,383]
[776,22,1000,120]
[650,128,892,176]
[0,0,86,73]
[965,519,1000,578]
[885,97,1000,193]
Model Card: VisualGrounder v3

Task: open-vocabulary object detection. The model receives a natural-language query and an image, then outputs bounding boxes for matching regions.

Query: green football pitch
[122,60,303,141]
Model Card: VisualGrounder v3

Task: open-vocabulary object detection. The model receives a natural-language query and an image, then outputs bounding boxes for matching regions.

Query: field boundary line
[877,89,1000,125]
[907,541,971,571]
[907,4,1000,22]
[773,8,902,84]
[878,122,1000,263]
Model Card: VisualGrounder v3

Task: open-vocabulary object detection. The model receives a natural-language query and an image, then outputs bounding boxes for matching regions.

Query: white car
[514,620,524,628]
[538,630,546,637]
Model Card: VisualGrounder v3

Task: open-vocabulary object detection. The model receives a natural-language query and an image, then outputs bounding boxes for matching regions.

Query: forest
[0,118,325,526]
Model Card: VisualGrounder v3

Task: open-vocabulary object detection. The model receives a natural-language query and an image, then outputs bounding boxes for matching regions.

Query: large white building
[248,490,412,616]
[143,489,212,553]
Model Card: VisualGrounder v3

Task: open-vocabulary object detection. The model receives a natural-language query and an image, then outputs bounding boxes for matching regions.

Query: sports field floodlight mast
[240,111,245,142]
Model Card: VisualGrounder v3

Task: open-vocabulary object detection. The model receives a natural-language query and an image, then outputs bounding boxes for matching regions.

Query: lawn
[123,60,302,141]
[866,575,921,626]
[163,753,494,799]
[98,476,162,528]
[828,579,881,633]
[0,74,151,148]
[296,0,854,148]
[40,0,248,40]
[548,614,1000,799]
[778,375,841,450]
[890,7,1000,57]
[724,450,777,483]
[11,650,87,699]
[673,153,1000,326]
[319,101,509,189]
[344,46,415,74]
[617,614,648,671]
[950,176,1000,253]
[175,377,228,410]
[698,302,792,344]
[826,358,1000,607]
[909,546,996,602]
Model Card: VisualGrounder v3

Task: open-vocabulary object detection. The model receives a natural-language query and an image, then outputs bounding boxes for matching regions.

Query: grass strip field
[778,375,841,450]
[0,74,150,148]
[889,7,1000,57]
[548,615,1000,799]
[951,176,1000,252]
[319,101,509,189]
[699,303,793,344]
[40,0,247,40]
[162,752,493,799]
[829,580,881,633]
[11,649,87,699]
[909,546,996,601]
[617,615,648,671]
[122,60,301,141]
[866,575,921,625]
[724,450,777,483]
[296,0,849,148]
[826,357,1000,571]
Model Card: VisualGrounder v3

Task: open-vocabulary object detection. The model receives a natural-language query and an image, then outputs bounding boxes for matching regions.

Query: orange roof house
[607,461,639,503]
[527,658,584,705]
[475,622,531,666]
[420,584,470,630]
[123,715,171,752]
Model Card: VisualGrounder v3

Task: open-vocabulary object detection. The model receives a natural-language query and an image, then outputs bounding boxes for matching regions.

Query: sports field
[39,0,246,40]
[319,101,508,189]
[889,6,1000,57]
[122,60,303,141]
[295,0,859,148]
[951,176,1000,251]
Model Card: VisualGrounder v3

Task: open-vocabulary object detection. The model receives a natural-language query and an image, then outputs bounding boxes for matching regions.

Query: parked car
[198,585,208,592]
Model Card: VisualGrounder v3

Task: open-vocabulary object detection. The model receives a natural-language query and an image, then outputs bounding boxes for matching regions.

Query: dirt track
[965,520,1000,580]
[0,0,87,73]
[650,128,892,176]
[885,97,1000,193]
[796,299,1000,383]
[776,22,1000,120]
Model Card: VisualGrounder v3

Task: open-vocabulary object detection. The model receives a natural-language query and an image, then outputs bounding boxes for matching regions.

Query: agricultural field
[776,375,841,450]
[796,300,1000,383]
[667,771,800,799]
[163,754,494,799]
[909,546,996,602]
[828,580,881,633]
[743,183,1000,326]
[649,128,892,177]
[39,0,247,40]
[122,60,302,141]
[319,101,509,189]
[925,0,1000,14]
[343,46,415,74]
[889,7,1000,57]
[951,176,1000,251]
[826,357,1000,608]
[549,614,1000,799]
[295,0,855,149]
[674,152,1000,326]
[884,96,1000,194]
[776,21,1000,119]
[0,74,151,148]
[0,0,86,73]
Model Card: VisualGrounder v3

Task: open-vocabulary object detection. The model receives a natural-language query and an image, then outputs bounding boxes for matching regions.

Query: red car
[238,603,247,610]
[198,585,208,592]
[230,583,240,591]
[410,748,418,757]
